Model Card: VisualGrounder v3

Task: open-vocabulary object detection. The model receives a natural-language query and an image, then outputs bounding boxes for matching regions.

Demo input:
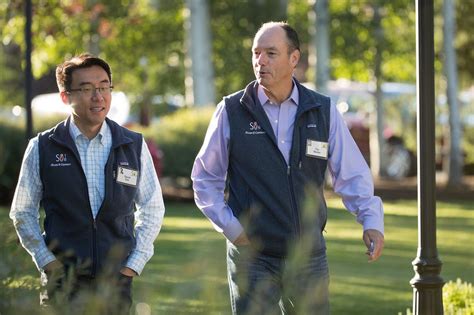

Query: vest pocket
[114,214,134,238]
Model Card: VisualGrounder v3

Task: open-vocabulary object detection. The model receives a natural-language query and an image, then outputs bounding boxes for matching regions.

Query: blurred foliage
[0,115,68,204]
[0,43,23,107]
[1,0,473,99]
[0,118,27,204]
[330,1,416,82]
[287,0,312,82]
[464,127,474,165]
[0,0,473,178]
[1,0,185,113]
[2,199,474,313]
[210,0,287,98]
[144,106,215,178]
[443,278,474,315]
[400,278,474,315]
[455,1,474,88]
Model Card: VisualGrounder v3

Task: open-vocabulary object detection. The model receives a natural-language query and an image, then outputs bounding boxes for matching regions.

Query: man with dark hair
[10,53,165,314]
[192,22,384,314]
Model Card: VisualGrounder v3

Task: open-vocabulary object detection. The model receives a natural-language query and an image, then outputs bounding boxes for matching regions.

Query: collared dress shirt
[10,120,165,275]
[191,83,384,242]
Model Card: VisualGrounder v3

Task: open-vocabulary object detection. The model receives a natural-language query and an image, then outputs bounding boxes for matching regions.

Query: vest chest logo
[50,153,72,167]
[245,121,265,135]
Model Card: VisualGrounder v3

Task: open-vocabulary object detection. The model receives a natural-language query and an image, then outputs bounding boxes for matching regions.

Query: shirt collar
[257,79,299,106]
[69,119,110,145]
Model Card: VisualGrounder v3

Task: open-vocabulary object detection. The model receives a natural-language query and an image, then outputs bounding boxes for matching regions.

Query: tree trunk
[87,0,101,56]
[443,0,463,187]
[370,5,385,178]
[308,0,330,95]
[184,0,215,106]
[279,0,288,20]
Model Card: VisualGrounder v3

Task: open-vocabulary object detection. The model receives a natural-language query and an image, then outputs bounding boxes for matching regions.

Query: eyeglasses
[68,84,114,97]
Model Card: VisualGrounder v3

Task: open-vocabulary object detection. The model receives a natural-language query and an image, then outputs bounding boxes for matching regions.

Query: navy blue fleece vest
[38,118,142,276]
[225,80,330,257]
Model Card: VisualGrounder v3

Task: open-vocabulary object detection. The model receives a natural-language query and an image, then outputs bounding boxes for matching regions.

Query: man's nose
[92,89,105,100]
[256,53,267,65]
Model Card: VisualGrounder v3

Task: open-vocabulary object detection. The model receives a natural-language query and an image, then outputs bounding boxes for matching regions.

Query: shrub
[0,119,28,205]
[0,115,66,205]
[399,278,473,315]
[444,278,474,315]
[144,106,215,180]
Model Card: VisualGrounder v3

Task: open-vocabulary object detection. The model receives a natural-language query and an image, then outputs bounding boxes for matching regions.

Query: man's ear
[59,91,70,105]
[290,49,300,68]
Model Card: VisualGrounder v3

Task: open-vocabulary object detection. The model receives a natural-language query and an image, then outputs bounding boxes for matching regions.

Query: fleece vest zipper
[225,79,330,257]
[38,118,142,276]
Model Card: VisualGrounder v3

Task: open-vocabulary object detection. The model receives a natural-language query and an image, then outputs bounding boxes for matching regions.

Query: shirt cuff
[222,216,244,243]
[37,251,58,272]
[125,251,148,275]
[362,217,384,235]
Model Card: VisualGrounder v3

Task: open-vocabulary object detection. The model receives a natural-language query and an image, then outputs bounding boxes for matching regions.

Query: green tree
[0,2,24,108]
[456,1,474,88]
[1,0,184,120]
[330,1,416,83]
[209,0,288,99]
[0,44,23,107]
[443,0,463,187]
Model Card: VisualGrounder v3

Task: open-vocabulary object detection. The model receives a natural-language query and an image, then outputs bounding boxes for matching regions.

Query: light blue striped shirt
[10,120,165,275]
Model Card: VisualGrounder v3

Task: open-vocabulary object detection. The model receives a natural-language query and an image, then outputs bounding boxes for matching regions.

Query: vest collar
[239,81,277,144]
[239,78,326,127]
[49,117,135,151]
[104,118,136,149]
[241,79,324,111]
[294,79,325,117]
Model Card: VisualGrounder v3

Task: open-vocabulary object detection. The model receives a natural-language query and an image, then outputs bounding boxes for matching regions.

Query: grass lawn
[1,197,473,314]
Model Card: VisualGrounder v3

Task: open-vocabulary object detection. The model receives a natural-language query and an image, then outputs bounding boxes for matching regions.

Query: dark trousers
[227,241,330,315]
[40,269,133,315]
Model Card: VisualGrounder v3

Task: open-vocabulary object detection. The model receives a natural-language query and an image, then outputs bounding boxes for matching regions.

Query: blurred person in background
[10,53,165,314]
[192,22,384,315]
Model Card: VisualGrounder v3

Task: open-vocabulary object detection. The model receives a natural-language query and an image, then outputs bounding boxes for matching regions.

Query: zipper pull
[93,219,97,229]
[299,161,302,169]
[287,165,291,175]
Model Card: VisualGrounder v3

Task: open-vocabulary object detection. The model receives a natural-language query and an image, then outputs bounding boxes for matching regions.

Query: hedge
[399,278,473,315]
[0,115,65,205]
[143,106,215,180]
[0,119,28,204]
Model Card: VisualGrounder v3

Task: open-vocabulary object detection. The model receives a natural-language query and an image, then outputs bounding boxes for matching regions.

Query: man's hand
[233,232,250,246]
[120,267,138,277]
[43,259,64,276]
[363,229,384,262]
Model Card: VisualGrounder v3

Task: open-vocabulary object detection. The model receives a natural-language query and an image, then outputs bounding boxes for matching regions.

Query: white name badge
[116,166,139,187]
[306,139,328,160]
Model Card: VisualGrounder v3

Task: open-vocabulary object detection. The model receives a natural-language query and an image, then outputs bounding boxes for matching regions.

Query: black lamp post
[410,1,445,313]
